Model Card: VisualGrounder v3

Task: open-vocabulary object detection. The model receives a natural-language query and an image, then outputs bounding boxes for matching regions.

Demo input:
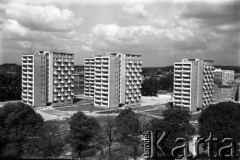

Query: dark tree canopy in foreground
[0,102,44,159]
[115,108,143,160]
[24,121,66,158]
[146,106,195,159]
[199,102,240,142]
[68,111,100,157]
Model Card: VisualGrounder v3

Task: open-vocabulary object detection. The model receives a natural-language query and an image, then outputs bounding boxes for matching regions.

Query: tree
[198,102,240,158]
[23,121,66,158]
[115,108,142,160]
[96,116,118,160]
[141,77,159,96]
[0,74,21,101]
[199,102,240,141]
[0,102,43,159]
[158,73,173,91]
[146,106,195,159]
[68,111,100,157]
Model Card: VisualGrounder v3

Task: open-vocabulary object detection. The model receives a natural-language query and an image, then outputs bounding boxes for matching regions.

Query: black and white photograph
[0,0,240,159]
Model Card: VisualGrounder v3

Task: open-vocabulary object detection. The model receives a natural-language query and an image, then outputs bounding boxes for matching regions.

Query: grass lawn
[40,109,67,116]
[143,109,163,117]
[55,105,104,112]
[132,105,157,111]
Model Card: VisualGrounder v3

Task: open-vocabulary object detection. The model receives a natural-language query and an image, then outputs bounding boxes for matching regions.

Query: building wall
[73,73,84,95]
[173,59,214,111]
[22,51,74,107]
[222,70,234,85]
[51,52,74,106]
[33,55,46,107]
[84,53,142,109]
[191,62,198,111]
[213,85,238,101]
[213,84,220,99]
[213,71,222,85]
[121,54,142,107]
[22,55,34,106]
[108,55,120,108]
[84,58,95,98]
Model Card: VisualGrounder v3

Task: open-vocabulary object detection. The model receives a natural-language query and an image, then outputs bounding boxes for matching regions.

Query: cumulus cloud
[91,23,195,44]
[3,19,29,37]
[5,2,82,32]
[122,4,150,18]
[0,0,239,66]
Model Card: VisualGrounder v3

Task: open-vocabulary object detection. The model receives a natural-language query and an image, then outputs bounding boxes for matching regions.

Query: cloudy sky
[0,0,239,67]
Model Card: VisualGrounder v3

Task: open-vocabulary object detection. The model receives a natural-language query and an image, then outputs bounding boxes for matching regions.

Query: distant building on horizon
[173,59,214,111]
[213,84,240,102]
[22,51,74,107]
[84,53,142,109]
[213,68,235,85]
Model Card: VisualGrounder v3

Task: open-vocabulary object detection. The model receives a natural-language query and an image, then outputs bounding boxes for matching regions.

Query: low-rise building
[213,84,239,102]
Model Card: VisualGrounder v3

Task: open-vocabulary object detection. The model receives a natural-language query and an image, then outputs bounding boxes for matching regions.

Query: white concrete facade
[173,59,214,111]
[22,51,74,107]
[84,53,142,108]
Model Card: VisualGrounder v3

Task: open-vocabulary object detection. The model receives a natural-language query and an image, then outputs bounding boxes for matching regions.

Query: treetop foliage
[68,111,100,156]
[0,102,44,159]
[115,108,141,137]
[199,101,240,142]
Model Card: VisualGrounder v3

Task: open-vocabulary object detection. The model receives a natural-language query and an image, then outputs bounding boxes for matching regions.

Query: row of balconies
[22,56,33,61]
[174,86,190,90]
[174,82,190,86]
[22,60,33,64]
[174,99,190,104]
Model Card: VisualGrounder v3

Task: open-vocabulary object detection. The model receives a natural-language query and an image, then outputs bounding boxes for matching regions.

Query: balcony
[102,90,108,94]
[182,100,190,103]
[174,82,182,85]
[182,74,190,77]
[27,57,33,61]
[175,65,182,68]
[175,78,183,81]
[175,69,182,73]
[183,65,191,68]
[182,70,191,73]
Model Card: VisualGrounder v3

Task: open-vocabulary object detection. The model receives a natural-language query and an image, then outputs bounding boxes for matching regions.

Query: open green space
[55,104,104,112]
[143,109,163,117]
[40,109,67,116]
[132,105,157,111]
